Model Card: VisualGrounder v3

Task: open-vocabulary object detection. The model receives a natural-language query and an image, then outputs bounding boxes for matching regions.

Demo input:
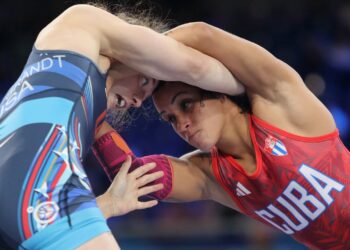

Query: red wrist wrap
[92,131,173,200]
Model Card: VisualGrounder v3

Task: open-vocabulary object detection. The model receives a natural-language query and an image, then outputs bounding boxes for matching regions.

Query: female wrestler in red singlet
[94,22,350,249]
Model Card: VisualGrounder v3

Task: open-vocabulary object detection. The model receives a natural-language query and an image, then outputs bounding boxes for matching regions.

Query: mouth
[188,130,200,142]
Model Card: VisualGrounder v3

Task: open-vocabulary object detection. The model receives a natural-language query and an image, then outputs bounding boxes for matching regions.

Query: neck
[216,108,253,158]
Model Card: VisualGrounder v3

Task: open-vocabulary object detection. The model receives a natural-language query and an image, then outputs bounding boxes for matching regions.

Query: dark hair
[88,1,171,131]
[202,90,252,114]
[154,81,252,114]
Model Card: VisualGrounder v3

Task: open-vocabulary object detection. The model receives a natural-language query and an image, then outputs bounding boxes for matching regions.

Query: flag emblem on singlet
[264,135,288,156]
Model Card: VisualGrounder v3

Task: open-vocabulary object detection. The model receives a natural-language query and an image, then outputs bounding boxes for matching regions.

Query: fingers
[137,171,164,187]
[137,200,159,210]
[117,155,132,176]
[131,162,157,179]
[138,183,163,197]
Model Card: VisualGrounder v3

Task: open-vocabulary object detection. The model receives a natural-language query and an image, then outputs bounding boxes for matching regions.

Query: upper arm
[105,23,243,95]
[165,151,213,202]
[34,4,201,79]
[201,24,335,133]
[35,5,243,95]
[167,22,337,135]
[167,22,303,100]
[35,5,103,64]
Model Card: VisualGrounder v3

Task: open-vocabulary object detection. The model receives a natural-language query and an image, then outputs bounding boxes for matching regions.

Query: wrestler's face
[106,73,158,110]
[153,82,226,151]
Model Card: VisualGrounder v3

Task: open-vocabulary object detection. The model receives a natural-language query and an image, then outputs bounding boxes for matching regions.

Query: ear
[219,94,227,103]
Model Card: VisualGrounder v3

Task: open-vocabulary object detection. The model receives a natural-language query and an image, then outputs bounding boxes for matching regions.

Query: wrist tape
[92,131,173,200]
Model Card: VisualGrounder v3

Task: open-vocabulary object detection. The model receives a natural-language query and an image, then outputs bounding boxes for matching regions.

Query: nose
[132,89,145,108]
[131,95,143,108]
[176,116,191,135]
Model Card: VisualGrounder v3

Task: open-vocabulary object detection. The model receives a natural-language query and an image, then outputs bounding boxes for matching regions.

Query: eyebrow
[159,91,188,117]
[171,91,188,104]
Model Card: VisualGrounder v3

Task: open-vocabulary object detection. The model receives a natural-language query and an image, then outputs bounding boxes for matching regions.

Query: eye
[168,115,176,124]
[180,99,193,111]
[140,77,149,86]
[161,114,176,124]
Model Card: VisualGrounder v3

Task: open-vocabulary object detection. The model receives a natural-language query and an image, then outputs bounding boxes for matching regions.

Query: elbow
[185,55,209,84]
[187,22,215,44]
[175,22,216,83]
[172,22,215,47]
[63,4,90,16]
[61,4,102,22]
[186,23,216,81]
[64,4,96,13]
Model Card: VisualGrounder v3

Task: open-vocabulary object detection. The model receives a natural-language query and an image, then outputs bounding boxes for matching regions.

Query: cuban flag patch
[264,135,288,156]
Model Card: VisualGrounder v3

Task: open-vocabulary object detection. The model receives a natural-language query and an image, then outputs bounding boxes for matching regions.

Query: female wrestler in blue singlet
[0,4,243,249]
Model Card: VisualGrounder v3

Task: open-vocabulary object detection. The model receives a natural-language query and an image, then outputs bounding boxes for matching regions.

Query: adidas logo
[236,182,251,197]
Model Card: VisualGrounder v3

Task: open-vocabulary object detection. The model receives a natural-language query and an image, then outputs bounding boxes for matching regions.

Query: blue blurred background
[1,0,349,249]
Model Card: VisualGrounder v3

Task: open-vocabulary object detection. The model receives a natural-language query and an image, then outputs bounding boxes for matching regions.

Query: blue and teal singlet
[0,48,110,249]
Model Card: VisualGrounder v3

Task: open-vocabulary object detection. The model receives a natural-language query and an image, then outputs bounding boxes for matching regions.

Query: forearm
[166,22,273,74]
[113,25,244,95]
[196,56,244,95]
[43,5,243,95]
[166,22,260,85]
[167,22,299,95]
[93,125,209,203]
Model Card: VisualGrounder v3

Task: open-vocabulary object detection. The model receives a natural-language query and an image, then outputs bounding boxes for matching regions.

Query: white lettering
[0,54,66,118]
[254,164,344,235]
[4,91,17,109]
[53,55,65,68]
[299,164,344,205]
[255,209,294,234]
[284,181,325,220]
[270,197,308,231]
[18,71,29,85]
[0,80,34,117]
[14,54,66,89]
[29,62,41,75]
[19,80,34,100]
[41,58,53,71]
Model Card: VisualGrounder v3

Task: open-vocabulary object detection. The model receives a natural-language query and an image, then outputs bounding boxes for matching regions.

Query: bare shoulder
[179,150,217,183]
[180,150,212,171]
[34,4,117,66]
[237,37,337,136]
[181,22,336,136]
[250,74,336,137]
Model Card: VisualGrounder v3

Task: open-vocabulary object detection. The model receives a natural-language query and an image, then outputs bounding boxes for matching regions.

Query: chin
[191,140,215,152]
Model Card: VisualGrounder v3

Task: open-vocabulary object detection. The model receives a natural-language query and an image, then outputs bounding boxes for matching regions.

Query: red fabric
[211,115,350,250]
[92,131,173,200]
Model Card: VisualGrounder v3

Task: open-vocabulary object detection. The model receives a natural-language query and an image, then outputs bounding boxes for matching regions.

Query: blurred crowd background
[1,0,349,249]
